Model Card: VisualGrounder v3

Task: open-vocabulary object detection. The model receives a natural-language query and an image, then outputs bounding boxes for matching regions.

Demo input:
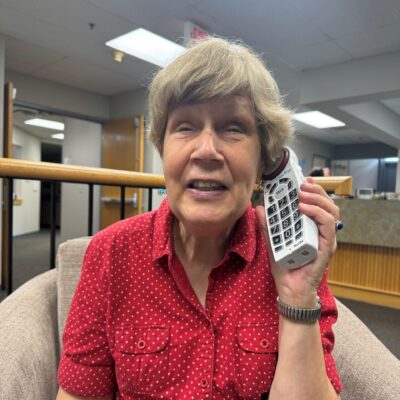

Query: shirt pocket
[114,326,170,395]
[235,323,278,397]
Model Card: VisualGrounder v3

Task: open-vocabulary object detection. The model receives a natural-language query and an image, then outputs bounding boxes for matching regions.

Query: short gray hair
[148,37,294,170]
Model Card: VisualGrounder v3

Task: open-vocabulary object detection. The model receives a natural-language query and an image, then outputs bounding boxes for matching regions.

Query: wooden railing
[0,158,354,296]
[0,158,165,294]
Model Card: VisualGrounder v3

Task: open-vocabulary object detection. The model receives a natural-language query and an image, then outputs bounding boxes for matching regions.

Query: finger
[255,205,268,233]
[301,181,333,202]
[298,202,337,240]
[298,190,340,220]
[255,206,277,268]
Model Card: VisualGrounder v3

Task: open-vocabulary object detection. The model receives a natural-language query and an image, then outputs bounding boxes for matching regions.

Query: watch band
[276,296,322,323]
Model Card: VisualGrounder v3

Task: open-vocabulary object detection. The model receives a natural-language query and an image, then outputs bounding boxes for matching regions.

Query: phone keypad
[267,204,277,216]
[294,219,302,233]
[282,216,291,230]
[265,177,305,253]
[278,196,288,208]
[269,214,279,225]
[280,206,290,219]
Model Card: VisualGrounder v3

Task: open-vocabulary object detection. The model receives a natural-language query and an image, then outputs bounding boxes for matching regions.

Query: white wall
[12,127,41,236]
[350,159,379,195]
[290,134,335,175]
[60,118,102,242]
[110,88,147,120]
[5,70,110,120]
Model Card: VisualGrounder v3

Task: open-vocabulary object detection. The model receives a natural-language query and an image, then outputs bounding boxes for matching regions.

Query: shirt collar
[226,203,257,263]
[152,199,257,265]
[152,198,174,262]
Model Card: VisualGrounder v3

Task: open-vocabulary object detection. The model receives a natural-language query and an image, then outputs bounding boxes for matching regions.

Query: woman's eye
[226,125,243,133]
[176,125,192,132]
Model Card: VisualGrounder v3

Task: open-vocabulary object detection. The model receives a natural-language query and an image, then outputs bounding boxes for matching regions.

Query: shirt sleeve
[318,270,342,394]
[58,234,117,397]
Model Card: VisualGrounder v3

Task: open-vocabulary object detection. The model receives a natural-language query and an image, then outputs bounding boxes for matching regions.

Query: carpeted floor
[1,230,399,359]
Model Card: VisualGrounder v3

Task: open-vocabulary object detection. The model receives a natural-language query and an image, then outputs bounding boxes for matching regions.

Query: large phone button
[295,232,303,240]
[282,216,292,230]
[270,183,278,194]
[278,196,288,209]
[270,225,281,235]
[292,210,301,221]
[269,214,279,225]
[267,204,277,215]
[280,206,290,219]
[294,219,303,232]
[283,228,293,240]
[272,235,282,245]
[289,188,297,200]
[291,199,299,211]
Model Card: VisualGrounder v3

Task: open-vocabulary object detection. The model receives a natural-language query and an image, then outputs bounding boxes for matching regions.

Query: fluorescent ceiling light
[51,133,64,140]
[25,118,65,131]
[383,157,399,163]
[106,28,186,67]
[293,111,345,129]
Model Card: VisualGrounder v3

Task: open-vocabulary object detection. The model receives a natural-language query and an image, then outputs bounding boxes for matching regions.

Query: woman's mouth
[187,180,227,191]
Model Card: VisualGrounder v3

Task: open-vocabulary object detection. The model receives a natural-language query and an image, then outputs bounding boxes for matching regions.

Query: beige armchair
[0,237,399,400]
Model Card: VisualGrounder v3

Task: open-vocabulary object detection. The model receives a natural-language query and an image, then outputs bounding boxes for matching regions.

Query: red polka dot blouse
[58,199,341,399]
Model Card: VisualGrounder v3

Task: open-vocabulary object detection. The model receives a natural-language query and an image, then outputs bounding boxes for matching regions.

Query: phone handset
[262,147,318,269]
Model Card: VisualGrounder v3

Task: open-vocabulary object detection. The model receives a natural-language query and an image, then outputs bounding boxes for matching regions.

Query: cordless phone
[262,147,318,269]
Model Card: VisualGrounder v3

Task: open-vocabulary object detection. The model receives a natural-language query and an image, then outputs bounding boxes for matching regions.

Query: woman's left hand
[256,177,340,306]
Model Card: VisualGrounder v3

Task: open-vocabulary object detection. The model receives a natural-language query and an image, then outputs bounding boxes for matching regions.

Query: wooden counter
[328,198,400,309]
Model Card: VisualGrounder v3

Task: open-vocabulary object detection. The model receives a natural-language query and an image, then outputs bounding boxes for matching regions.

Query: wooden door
[101,116,144,229]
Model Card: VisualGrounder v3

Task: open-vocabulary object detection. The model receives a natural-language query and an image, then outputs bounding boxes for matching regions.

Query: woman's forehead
[168,95,256,117]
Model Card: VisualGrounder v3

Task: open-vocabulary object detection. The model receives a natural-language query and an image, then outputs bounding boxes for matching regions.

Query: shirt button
[137,339,146,349]
[260,338,269,348]
[200,378,209,388]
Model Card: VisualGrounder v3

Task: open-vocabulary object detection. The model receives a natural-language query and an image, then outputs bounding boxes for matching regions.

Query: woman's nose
[191,129,223,162]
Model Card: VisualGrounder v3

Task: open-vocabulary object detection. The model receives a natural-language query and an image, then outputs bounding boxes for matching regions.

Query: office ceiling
[1,0,400,147]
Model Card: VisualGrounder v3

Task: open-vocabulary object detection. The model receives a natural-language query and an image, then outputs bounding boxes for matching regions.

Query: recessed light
[24,118,65,131]
[106,28,186,67]
[383,157,398,163]
[293,111,345,129]
[51,133,64,140]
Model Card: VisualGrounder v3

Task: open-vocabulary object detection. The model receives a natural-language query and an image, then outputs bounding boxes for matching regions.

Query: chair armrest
[0,269,59,400]
[333,299,400,400]
[56,236,92,348]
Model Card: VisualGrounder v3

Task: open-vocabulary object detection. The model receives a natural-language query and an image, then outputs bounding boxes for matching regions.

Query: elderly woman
[57,37,341,399]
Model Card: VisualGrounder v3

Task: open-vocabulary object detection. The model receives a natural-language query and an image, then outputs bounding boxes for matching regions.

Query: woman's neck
[173,218,233,267]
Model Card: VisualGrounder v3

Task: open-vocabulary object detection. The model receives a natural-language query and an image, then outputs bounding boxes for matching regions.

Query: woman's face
[163,95,262,235]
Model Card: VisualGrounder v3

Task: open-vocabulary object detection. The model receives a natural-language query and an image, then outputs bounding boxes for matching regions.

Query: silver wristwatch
[276,296,322,323]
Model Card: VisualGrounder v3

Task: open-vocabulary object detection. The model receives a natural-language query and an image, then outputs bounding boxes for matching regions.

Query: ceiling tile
[335,22,400,58]
[286,40,352,70]
[288,0,400,38]
[4,36,66,73]
[39,56,147,95]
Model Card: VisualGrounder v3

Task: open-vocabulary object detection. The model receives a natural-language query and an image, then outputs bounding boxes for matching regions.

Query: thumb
[256,205,278,272]
[255,205,268,237]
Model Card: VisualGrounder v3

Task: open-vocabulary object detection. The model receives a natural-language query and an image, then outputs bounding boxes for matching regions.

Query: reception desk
[329,198,400,309]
